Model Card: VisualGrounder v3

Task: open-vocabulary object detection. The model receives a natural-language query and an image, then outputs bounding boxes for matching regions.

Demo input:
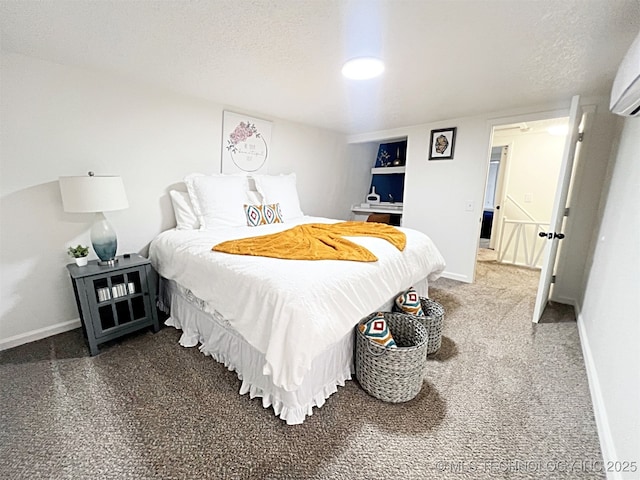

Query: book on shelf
[111,283,128,299]
[97,287,111,302]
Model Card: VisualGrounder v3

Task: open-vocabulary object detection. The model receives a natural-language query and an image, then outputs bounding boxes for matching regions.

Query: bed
[149,173,446,424]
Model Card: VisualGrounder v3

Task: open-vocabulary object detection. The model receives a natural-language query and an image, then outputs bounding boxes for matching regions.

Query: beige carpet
[0,253,602,479]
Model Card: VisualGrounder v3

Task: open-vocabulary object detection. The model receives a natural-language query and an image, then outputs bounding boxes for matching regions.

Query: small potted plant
[68,244,90,266]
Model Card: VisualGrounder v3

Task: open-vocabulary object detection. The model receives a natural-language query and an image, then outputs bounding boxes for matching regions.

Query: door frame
[476,106,574,276]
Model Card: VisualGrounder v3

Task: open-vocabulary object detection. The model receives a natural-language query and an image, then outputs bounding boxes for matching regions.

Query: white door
[489,145,509,250]
[532,95,583,323]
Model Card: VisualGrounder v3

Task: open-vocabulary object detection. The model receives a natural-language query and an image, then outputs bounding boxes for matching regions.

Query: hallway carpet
[0,256,603,479]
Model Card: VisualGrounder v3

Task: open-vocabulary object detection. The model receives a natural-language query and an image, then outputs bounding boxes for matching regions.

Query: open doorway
[477,117,571,308]
[476,97,589,323]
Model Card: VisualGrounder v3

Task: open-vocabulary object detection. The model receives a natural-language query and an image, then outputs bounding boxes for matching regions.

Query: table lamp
[59,172,129,266]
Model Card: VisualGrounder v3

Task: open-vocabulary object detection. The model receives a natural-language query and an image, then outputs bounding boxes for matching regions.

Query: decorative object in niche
[377,149,392,167]
[370,139,407,208]
[429,127,457,160]
[366,186,381,204]
[392,146,404,166]
[222,111,273,174]
[376,140,407,168]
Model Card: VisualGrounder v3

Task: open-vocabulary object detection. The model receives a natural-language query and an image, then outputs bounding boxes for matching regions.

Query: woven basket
[394,297,445,354]
[355,312,429,403]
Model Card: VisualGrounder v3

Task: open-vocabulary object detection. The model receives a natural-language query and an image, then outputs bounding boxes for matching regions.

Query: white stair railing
[497,218,549,269]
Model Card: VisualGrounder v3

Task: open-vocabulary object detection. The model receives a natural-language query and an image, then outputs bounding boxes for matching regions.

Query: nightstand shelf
[67,254,160,355]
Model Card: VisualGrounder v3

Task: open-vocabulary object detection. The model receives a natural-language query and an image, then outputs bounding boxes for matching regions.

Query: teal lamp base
[91,212,119,266]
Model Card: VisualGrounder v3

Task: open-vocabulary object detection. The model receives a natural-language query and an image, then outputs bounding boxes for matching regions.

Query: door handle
[538,232,565,240]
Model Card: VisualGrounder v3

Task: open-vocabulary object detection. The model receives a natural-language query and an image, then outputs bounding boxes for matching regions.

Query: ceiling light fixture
[342,57,385,80]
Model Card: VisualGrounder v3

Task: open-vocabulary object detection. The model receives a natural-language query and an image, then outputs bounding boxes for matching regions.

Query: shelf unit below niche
[371,166,406,174]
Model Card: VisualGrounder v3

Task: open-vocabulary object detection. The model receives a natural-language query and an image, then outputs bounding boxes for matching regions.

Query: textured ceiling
[1,0,639,134]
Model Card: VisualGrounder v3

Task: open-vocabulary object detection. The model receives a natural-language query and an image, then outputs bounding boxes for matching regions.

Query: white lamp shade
[59,175,129,213]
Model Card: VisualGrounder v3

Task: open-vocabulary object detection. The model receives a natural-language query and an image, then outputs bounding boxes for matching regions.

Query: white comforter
[149,216,445,391]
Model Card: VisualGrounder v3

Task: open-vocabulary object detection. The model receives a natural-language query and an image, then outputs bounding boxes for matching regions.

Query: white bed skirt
[158,277,428,425]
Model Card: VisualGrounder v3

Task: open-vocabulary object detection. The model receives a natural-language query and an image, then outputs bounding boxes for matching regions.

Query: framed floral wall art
[221,111,273,173]
[429,127,457,160]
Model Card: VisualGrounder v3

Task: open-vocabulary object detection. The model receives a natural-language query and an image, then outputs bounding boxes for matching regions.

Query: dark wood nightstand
[66,254,160,355]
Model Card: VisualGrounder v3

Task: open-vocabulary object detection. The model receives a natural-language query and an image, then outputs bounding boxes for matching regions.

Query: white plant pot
[75,257,89,267]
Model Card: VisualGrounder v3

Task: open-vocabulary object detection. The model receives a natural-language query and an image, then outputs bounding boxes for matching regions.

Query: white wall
[402,117,492,282]
[0,53,349,346]
[345,142,379,215]
[552,105,619,304]
[492,129,566,223]
[577,116,639,476]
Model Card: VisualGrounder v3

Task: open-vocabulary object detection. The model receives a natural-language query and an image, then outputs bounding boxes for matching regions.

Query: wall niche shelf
[371,166,406,175]
[348,136,408,226]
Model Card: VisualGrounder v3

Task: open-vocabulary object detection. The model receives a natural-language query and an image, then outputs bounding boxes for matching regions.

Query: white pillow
[184,173,251,228]
[253,173,304,220]
[169,190,200,230]
[247,190,263,205]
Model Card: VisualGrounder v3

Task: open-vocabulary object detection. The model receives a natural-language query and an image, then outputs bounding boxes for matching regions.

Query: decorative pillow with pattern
[359,313,397,348]
[395,287,425,316]
[244,203,284,227]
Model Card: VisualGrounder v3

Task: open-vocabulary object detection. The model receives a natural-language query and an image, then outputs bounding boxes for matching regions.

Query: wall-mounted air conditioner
[610,31,640,116]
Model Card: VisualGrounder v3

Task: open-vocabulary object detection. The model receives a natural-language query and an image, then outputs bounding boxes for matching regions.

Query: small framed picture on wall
[429,127,457,160]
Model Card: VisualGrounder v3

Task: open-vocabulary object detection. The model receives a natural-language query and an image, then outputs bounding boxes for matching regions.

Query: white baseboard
[575,305,621,479]
[0,318,81,352]
[439,271,471,283]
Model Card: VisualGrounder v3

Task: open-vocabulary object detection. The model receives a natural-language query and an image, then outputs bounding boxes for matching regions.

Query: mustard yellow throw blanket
[212,222,406,262]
